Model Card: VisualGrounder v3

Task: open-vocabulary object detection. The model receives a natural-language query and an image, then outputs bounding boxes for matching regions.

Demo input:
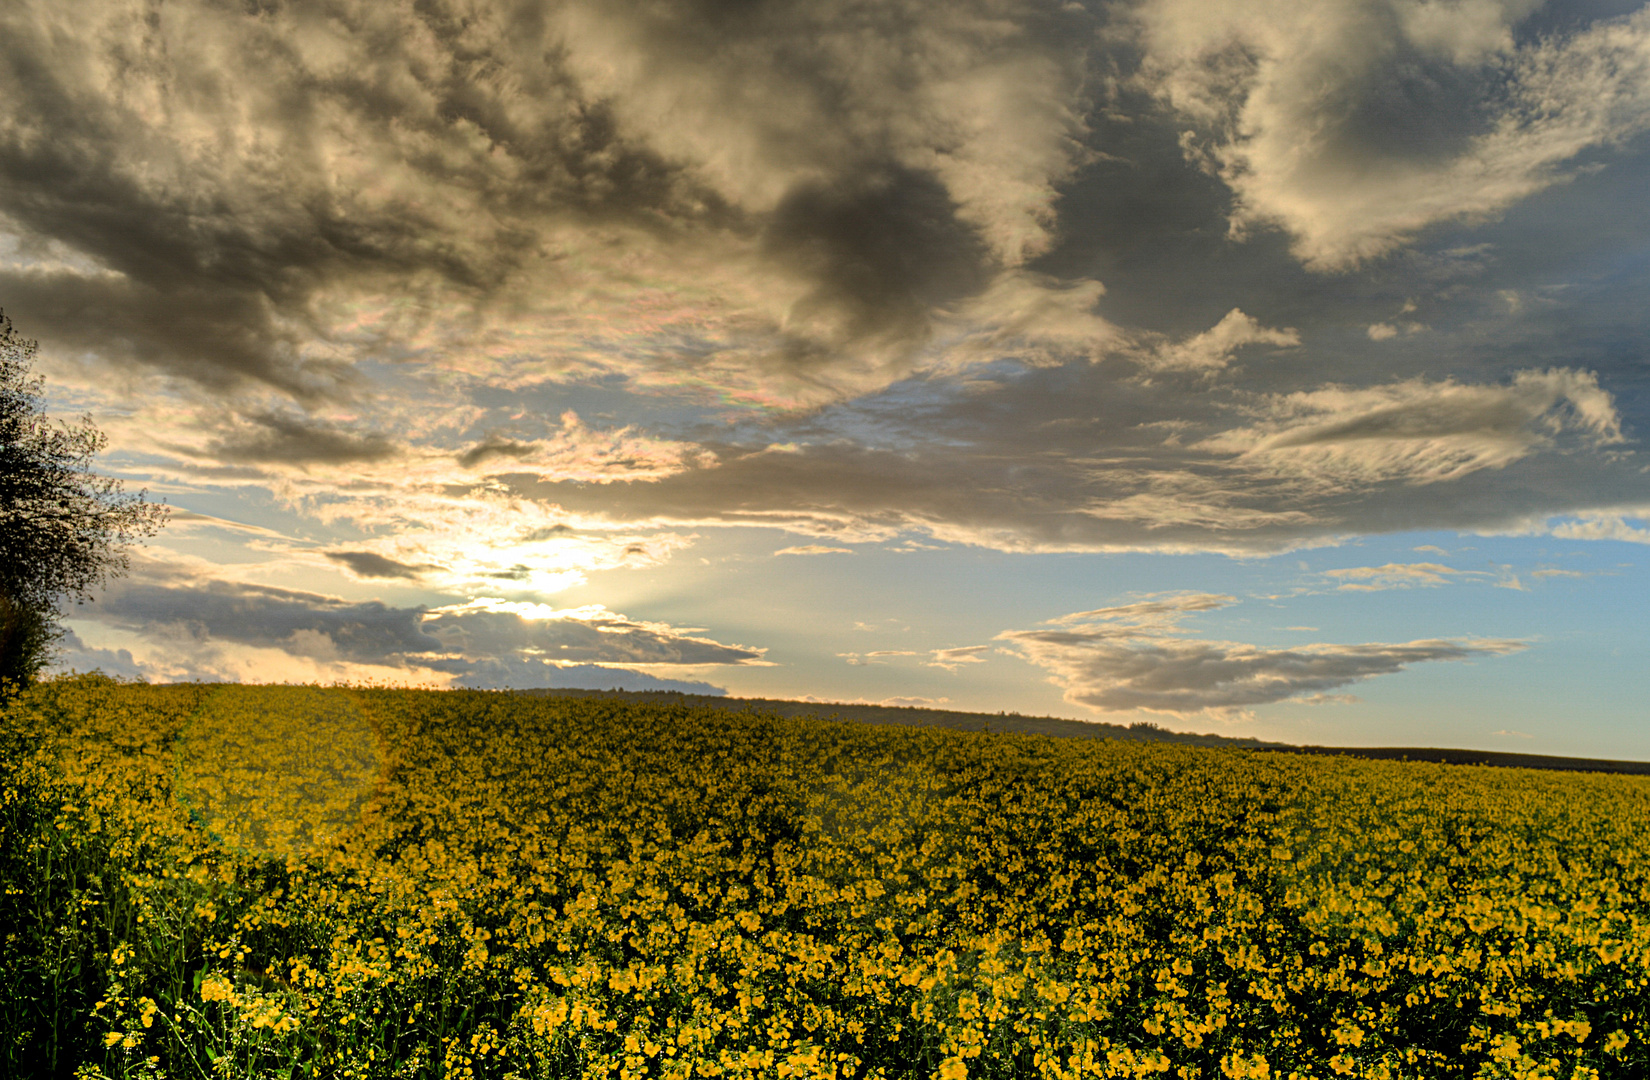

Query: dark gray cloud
[6,0,1650,576]
[88,576,443,663]
[1002,632,1526,716]
[420,601,764,668]
[499,357,1644,553]
[996,593,1526,716]
[457,437,540,469]
[72,563,763,682]
[764,167,992,346]
[0,0,1093,404]
[325,551,435,580]
[207,411,398,465]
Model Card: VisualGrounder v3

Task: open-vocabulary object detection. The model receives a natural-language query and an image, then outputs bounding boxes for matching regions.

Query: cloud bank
[61,557,763,689]
[998,593,1524,718]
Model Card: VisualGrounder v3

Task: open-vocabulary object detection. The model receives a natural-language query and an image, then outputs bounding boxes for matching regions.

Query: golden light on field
[4,676,1647,1078]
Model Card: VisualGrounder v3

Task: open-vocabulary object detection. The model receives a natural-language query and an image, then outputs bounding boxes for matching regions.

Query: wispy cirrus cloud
[1205,368,1624,487]
[927,645,994,671]
[1323,562,1464,590]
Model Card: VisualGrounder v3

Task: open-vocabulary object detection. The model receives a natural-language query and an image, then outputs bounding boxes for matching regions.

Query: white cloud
[1367,322,1399,341]
[1206,368,1623,486]
[997,593,1524,718]
[928,644,994,670]
[1144,308,1299,372]
[1137,0,1650,269]
[775,545,855,556]
[837,649,920,666]
[1323,561,1463,590]
[1546,512,1650,544]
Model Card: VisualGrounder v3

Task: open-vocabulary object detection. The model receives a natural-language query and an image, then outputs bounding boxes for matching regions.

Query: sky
[4,0,1650,758]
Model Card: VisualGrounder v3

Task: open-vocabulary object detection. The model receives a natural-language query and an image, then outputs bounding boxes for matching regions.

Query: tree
[0,309,167,687]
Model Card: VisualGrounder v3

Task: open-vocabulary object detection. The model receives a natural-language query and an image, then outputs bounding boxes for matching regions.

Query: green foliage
[0,310,166,688]
[0,589,60,691]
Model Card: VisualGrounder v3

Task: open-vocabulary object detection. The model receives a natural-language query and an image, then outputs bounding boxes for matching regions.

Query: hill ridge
[516,686,1650,775]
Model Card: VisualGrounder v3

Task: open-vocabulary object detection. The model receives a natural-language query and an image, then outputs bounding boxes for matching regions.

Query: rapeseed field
[2,675,1646,1080]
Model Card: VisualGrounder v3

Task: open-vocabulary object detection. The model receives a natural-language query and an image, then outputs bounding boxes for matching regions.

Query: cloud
[1206,368,1623,487]
[325,551,436,581]
[1047,593,1235,627]
[837,649,919,666]
[0,0,1099,409]
[928,644,993,670]
[775,545,854,556]
[1137,0,1650,269]
[68,559,765,686]
[1323,561,1462,590]
[50,629,146,681]
[1143,308,1299,372]
[204,411,399,466]
[505,359,1642,556]
[996,593,1524,718]
[1545,511,1650,544]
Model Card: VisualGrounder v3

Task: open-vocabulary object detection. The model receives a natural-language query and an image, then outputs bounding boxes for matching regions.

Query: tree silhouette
[0,310,167,686]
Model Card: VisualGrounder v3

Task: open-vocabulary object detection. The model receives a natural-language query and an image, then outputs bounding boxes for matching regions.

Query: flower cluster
[2,676,1646,1078]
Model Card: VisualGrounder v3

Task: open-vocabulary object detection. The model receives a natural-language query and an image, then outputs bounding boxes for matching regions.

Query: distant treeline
[517,686,1650,775]
[516,686,1284,747]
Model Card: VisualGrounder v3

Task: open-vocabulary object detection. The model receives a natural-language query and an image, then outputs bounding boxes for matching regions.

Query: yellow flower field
[2,675,1646,1079]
